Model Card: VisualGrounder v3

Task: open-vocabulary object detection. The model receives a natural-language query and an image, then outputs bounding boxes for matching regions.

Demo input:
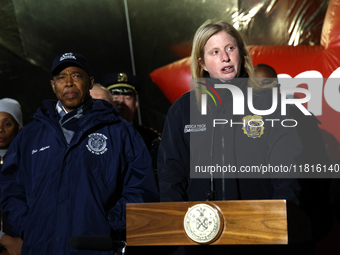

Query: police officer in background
[101,72,161,172]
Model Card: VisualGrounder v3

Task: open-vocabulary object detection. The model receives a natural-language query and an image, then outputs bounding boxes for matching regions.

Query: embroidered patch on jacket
[184,124,206,133]
[31,145,51,155]
[242,115,265,139]
[86,133,108,155]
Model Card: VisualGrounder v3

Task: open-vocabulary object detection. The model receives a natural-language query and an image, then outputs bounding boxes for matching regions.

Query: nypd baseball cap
[51,52,91,79]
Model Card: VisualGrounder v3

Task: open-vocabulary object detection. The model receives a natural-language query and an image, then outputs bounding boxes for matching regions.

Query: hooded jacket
[0,99,159,255]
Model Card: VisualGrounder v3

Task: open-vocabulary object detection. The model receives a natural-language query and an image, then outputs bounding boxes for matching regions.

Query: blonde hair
[190,20,261,103]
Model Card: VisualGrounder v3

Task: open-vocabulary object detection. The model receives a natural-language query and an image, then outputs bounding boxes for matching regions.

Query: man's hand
[0,234,22,255]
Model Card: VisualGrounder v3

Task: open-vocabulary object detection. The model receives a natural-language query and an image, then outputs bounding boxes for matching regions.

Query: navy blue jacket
[0,99,159,255]
[158,77,302,204]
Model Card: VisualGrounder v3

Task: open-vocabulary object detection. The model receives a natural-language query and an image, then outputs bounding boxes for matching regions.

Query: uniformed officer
[101,72,161,171]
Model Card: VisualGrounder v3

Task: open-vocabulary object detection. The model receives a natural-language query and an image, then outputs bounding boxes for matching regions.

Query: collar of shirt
[0,148,7,158]
[56,101,68,119]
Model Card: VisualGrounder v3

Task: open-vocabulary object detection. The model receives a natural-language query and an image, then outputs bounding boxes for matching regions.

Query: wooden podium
[126,200,311,246]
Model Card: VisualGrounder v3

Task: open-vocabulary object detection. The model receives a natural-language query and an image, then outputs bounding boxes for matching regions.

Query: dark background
[0,0,328,132]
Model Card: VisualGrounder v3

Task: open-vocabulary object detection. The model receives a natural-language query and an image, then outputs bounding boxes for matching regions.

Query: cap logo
[118,73,128,82]
[60,52,76,62]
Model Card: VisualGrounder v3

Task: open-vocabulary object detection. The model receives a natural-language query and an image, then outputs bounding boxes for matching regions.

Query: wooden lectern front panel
[126,200,288,246]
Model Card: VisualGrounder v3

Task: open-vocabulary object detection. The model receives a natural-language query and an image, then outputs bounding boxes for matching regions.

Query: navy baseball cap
[51,52,91,79]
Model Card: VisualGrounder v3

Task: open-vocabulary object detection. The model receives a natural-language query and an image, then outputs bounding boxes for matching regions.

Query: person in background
[0,53,159,255]
[101,73,139,125]
[253,63,278,87]
[254,63,333,244]
[90,83,114,104]
[101,72,161,174]
[0,98,23,255]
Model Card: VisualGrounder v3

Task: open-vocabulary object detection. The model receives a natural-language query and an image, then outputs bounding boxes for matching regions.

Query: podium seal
[184,203,223,244]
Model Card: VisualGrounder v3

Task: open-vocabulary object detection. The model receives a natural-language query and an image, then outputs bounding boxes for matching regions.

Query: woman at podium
[157,20,304,255]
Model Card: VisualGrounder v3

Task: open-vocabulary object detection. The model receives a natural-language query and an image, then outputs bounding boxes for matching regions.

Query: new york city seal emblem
[86,133,108,155]
[184,203,223,244]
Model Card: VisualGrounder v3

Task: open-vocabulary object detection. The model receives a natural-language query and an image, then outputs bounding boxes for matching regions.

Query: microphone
[206,115,217,201]
[69,235,126,251]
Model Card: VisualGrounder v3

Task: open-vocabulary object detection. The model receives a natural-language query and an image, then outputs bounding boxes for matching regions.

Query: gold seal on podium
[183,203,224,244]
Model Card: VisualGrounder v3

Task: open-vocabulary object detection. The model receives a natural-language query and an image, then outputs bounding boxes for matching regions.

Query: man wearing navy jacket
[0,52,159,255]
